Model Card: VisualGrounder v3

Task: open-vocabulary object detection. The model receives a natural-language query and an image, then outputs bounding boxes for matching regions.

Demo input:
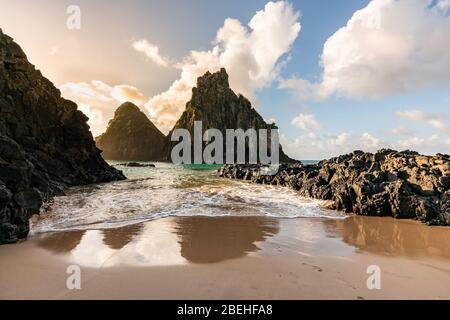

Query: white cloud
[145,1,301,133]
[145,49,222,132]
[60,81,148,136]
[398,137,426,149]
[396,110,449,132]
[330,132,350,147]
[435,0,450,13]
[397,110,434,121]
[77,103,104,128]
[281,129,448,160]
[391,127,413,135]
[291,113,320,131]
[279,77,320,101]
[280,132,354,160]
[429,120,450,132]
[360,133,381,151]
[282,0,450,101]
[397,134,441,150]
[110,84,147,105]
[133,40,172,68]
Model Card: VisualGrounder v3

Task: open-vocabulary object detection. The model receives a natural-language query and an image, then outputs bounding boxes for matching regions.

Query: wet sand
[0,216,449,300]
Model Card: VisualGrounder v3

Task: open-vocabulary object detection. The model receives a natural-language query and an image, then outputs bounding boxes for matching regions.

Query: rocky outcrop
[96,102,166,161]
[166,68,295,163]
[219,149,450,225]
[115,162,156,168]
[0,29,125,244]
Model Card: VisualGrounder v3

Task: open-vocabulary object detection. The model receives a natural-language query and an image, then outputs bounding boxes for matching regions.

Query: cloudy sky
[1,0,449,159]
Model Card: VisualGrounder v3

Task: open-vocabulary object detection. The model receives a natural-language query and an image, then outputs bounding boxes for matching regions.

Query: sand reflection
[35,216,279,267]
[102,224,144,250]
[323,216,450,259]
[174,216,279,263]
[36,230,86,253]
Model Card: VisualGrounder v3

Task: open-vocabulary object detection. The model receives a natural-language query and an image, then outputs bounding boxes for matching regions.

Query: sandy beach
[1,215,449,300]
[1,0,450,306]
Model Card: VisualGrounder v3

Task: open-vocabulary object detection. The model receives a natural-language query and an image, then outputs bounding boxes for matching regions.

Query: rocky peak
[114,101,142,116]
[168,68,294,163]
[189,68,254,116]
[194,68,230,97]
[107,102,161,133]
[96,102,166,161]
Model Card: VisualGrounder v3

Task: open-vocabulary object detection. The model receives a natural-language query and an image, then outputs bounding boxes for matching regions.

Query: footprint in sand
[302,262,323,272]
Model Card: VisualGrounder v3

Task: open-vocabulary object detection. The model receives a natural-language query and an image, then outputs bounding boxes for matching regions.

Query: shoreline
[219,151,450,226]
[1,215,449,300]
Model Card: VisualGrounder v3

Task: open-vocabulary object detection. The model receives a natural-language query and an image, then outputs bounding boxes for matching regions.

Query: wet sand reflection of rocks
[174,217,279,263]
[323,216,450,259]
[102,224,144,250]
[36,231,86,254]
[34,217,280,266]
[36,224,145,253]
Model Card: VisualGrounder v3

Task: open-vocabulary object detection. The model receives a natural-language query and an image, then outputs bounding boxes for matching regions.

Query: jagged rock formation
[166,68,295,163]
[96,102,166,161]
[114,162,156,168]
[0,29,125,244]
[219,150,450,225]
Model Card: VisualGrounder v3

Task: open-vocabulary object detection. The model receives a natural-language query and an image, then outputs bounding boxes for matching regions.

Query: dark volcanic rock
[115,162,156,168]
[96,102,166,161]
[0,29,125,244]
[219,149,450,226]
[166,68,295,163]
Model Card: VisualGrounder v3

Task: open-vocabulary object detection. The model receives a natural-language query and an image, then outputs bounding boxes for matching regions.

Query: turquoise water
[31,162,343,234]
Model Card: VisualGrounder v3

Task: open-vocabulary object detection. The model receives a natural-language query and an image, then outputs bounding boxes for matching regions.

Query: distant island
[95,68,295,163]
[96,102,166,161]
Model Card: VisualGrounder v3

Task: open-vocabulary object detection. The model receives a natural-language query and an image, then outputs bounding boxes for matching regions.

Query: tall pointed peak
[195,68,230,92]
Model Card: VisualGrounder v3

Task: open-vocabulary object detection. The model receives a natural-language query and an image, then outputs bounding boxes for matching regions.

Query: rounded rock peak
[117,101,140,110]
[114,101,142,115]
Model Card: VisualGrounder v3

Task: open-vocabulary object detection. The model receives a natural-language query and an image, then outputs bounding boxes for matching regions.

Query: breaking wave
[31,162,346,233]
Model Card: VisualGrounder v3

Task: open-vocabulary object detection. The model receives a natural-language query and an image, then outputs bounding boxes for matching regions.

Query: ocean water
[30,162,345,234]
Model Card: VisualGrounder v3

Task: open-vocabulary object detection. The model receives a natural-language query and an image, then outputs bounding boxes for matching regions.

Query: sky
[0,0,449,160]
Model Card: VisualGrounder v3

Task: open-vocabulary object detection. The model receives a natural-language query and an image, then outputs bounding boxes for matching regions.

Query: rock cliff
[166,68,295,163]
[0,29,125,244]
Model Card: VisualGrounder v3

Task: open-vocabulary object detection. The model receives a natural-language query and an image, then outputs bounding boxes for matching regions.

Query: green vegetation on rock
[96,102,166,161]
